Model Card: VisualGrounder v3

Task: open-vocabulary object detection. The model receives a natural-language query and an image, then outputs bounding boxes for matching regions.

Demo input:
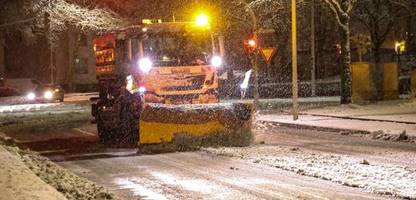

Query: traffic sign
[260,47,276,64]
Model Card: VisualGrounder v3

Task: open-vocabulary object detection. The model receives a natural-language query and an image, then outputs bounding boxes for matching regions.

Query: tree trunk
[68,27,78,92]
[0,37,5,75]
[340,23,352,104]
[310,0,316,96]
[372,46,384,100]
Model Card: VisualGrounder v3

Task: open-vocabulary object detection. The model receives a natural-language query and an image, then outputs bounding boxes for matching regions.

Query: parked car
[26,80,64,102]
[0,76,21,97]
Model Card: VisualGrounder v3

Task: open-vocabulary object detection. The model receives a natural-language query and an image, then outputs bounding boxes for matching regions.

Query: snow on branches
[247,0,285,29]
[1,0,128,44]
[33,0,127,33]
[322,0,356,31]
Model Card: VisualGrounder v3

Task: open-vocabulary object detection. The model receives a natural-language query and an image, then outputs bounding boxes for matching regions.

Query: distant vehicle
[0,76,21,97]
[26,80,64,102]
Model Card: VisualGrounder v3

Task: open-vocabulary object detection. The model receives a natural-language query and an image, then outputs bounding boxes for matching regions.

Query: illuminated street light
[195,13,209,27]
[395,41,406,53]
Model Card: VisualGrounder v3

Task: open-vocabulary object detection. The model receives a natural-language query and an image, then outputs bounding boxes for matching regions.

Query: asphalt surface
[1,98,410,199]
[59,151,385,200]
[6,121,392,200]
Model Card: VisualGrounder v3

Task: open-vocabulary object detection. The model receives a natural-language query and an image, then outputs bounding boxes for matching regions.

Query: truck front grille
[162,75,206,91]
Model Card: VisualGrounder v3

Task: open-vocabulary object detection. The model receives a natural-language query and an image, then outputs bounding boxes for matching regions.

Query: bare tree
[353,0,413,99]
[322,0,356,104]
[1,0,126,44]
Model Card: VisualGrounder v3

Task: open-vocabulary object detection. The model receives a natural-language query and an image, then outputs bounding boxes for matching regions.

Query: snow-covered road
[207,125,416,199]
[2,95,415,199]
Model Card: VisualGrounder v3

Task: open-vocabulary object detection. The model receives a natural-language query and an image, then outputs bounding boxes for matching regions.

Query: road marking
[114,178,168,200]
[37,149,69,155]
[73,128,96,137]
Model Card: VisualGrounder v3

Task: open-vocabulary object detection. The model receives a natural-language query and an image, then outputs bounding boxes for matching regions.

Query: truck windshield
[142,32,212,66]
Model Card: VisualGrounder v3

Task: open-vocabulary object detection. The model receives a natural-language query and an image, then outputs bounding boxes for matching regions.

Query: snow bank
[0,145,67,200]
[0,139,118,200]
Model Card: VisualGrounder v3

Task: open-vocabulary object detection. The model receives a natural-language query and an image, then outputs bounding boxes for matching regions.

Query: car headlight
[211,56,222,68]
[27,92,36,100]
[44,91,53,99]
[138,58,153,73]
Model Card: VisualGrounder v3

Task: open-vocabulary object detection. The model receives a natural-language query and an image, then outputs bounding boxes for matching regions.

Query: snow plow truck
[91,15,252,146]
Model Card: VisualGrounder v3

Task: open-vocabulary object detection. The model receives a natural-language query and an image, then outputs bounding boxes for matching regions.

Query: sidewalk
[226,96,340,110]
[258,99,416,141]
[0,145,66,200]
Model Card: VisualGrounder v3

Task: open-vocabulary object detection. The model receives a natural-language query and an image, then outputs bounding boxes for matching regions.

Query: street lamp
[47,0,55,85]
[291,0,299,120]
[195,13,209,27]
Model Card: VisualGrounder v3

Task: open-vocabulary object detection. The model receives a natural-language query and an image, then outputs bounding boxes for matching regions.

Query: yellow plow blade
[139,102,253,146]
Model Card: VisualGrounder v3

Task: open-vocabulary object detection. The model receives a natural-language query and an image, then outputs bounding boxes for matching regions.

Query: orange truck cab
[94,20,224,104]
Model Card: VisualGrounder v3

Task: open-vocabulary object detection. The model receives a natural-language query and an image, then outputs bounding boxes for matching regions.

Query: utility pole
[291,0,299,120]
[252,41,260,110]
[310,0,316,97]
[48,0,54,84]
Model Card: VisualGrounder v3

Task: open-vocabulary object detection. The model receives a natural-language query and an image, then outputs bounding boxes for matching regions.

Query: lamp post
[48,0,55,84]
[291,0,299,120]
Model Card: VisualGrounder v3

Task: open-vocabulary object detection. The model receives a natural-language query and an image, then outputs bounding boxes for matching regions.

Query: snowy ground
[0,93,97,106]
[2,94,415,199]
[205,123,416,199]
[305,99,416,123]
[259,99,416,143]
[0,136,119,200]
[0,145,67,200]
[206,146,416,199]
[0,101,90,135]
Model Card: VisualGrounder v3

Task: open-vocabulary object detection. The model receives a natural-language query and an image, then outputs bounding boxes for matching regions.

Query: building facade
[0,29,97,92]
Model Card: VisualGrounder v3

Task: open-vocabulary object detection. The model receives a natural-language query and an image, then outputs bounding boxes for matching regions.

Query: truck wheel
[96,113,112,144]
[119,93,140,145]
[96,100,138,146]
[117,107,138,145]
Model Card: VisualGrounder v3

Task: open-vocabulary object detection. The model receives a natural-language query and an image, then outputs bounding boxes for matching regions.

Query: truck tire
[96,112,111,144]
[96,97,139,146]
[117,102,138,145]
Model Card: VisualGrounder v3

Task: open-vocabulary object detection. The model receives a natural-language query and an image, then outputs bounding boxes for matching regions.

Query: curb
[258,120,416,143]
[258,120,371,135]
[301,113,416,125]
[258,101,340,110]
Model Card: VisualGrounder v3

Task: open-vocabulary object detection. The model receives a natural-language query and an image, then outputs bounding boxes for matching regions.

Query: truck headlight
[44,91,53,100]
[211,56,222,68]
[138,58,153,73]
[27,92,36,100]
[138,86,146,94]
